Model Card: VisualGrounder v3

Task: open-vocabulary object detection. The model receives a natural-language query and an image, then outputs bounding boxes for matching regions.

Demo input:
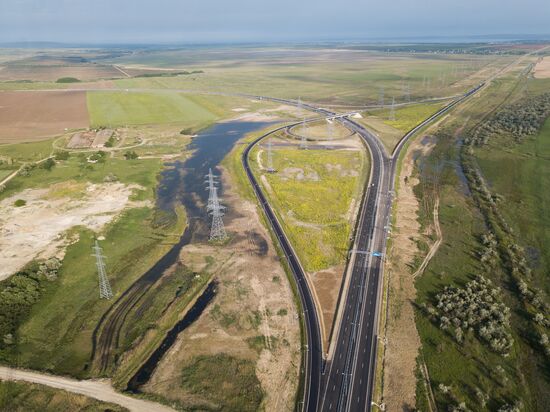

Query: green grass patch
[372,102,445,133]
[11,205,183,377]
[0,138,54,163]
[475,115,550,294]
[179,354,263,412]
[251,146,368,271]
[86,91,218,128]
[412,76,550,410]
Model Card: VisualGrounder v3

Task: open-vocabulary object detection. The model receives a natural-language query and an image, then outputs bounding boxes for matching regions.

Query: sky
[0,0,549,44]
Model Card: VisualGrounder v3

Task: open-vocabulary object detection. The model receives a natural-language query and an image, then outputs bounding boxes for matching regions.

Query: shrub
[41,158,56,171]
[124,151,138,160]
[55,77,81,83]
[433,275,513,354]
[104,136,116,147]
[468,92,550,145]
[0,260,60,350]
[14,199,26,207]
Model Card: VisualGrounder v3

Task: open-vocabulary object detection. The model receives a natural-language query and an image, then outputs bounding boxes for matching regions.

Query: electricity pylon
[266,139,275,173]
[404,83,411,102]
[208,186,227,241]
[205,168,218,210]
[92,240,113,299]
[298,97,308,149]
[327,118,335,140]
[389,97,396,121]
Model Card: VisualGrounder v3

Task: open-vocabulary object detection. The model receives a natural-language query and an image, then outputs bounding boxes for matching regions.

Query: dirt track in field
[0,91,89,143]
[0,366,175,412]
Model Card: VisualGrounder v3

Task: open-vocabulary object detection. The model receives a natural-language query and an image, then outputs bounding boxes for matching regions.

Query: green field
[87,91,219,128]
[0,138,186,378]
[475,116,550,293]
[412,72,550,411]
[375,101,445,133]
[0,138,54,163]
[0,380,127,412]
[251,144,368,272]
[357,102,445,153]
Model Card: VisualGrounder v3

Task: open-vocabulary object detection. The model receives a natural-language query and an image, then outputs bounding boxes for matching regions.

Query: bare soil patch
[0,91,89,143]
[143,168,300,411]
[0,182,148,280]
[534,56,550,79]
[382,135,435,410]
[312,264,345,348]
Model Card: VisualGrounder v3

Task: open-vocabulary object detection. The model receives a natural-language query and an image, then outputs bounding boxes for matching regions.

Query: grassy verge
[0,380,128,412]
[249,146,368,272]
[222,125,306,410]
[359,102,445,153]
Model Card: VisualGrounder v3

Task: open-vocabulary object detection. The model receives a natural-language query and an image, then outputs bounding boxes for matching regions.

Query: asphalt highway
[243,84,484,412]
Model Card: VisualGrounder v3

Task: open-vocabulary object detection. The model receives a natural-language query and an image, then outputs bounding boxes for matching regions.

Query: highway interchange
[243,84,483,412]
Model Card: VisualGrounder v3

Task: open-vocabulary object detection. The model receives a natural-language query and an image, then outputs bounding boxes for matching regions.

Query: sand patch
[382,134,435,410]
[0,182,148,279]
[143,167,300,411]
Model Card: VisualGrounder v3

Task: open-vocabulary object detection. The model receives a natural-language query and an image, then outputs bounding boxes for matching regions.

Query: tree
[124,150,138,160]
[41,158,56,171]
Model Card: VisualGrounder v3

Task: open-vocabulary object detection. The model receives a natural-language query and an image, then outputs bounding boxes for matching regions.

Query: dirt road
[413,196,442,279]
[0,366,176,412]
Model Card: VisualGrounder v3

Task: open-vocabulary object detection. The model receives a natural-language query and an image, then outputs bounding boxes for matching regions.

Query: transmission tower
[379,87,384,106]
[92,240,113,299]
[208,186,227,241]
[205,168,218,210]
[266,139,275,173]
[389,97,396,121]
[327,118,335,140]
[298,97,308,149]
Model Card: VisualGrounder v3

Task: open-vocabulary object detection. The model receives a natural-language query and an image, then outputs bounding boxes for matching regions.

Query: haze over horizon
[1,0,549,44]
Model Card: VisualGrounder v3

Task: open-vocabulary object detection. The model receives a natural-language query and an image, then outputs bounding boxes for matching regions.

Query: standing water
[123,121,272,391]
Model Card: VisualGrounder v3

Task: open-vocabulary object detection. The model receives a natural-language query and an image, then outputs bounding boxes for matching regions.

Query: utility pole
[379,87,384,106]
[266,138,275,173]
[92,240,113,299]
